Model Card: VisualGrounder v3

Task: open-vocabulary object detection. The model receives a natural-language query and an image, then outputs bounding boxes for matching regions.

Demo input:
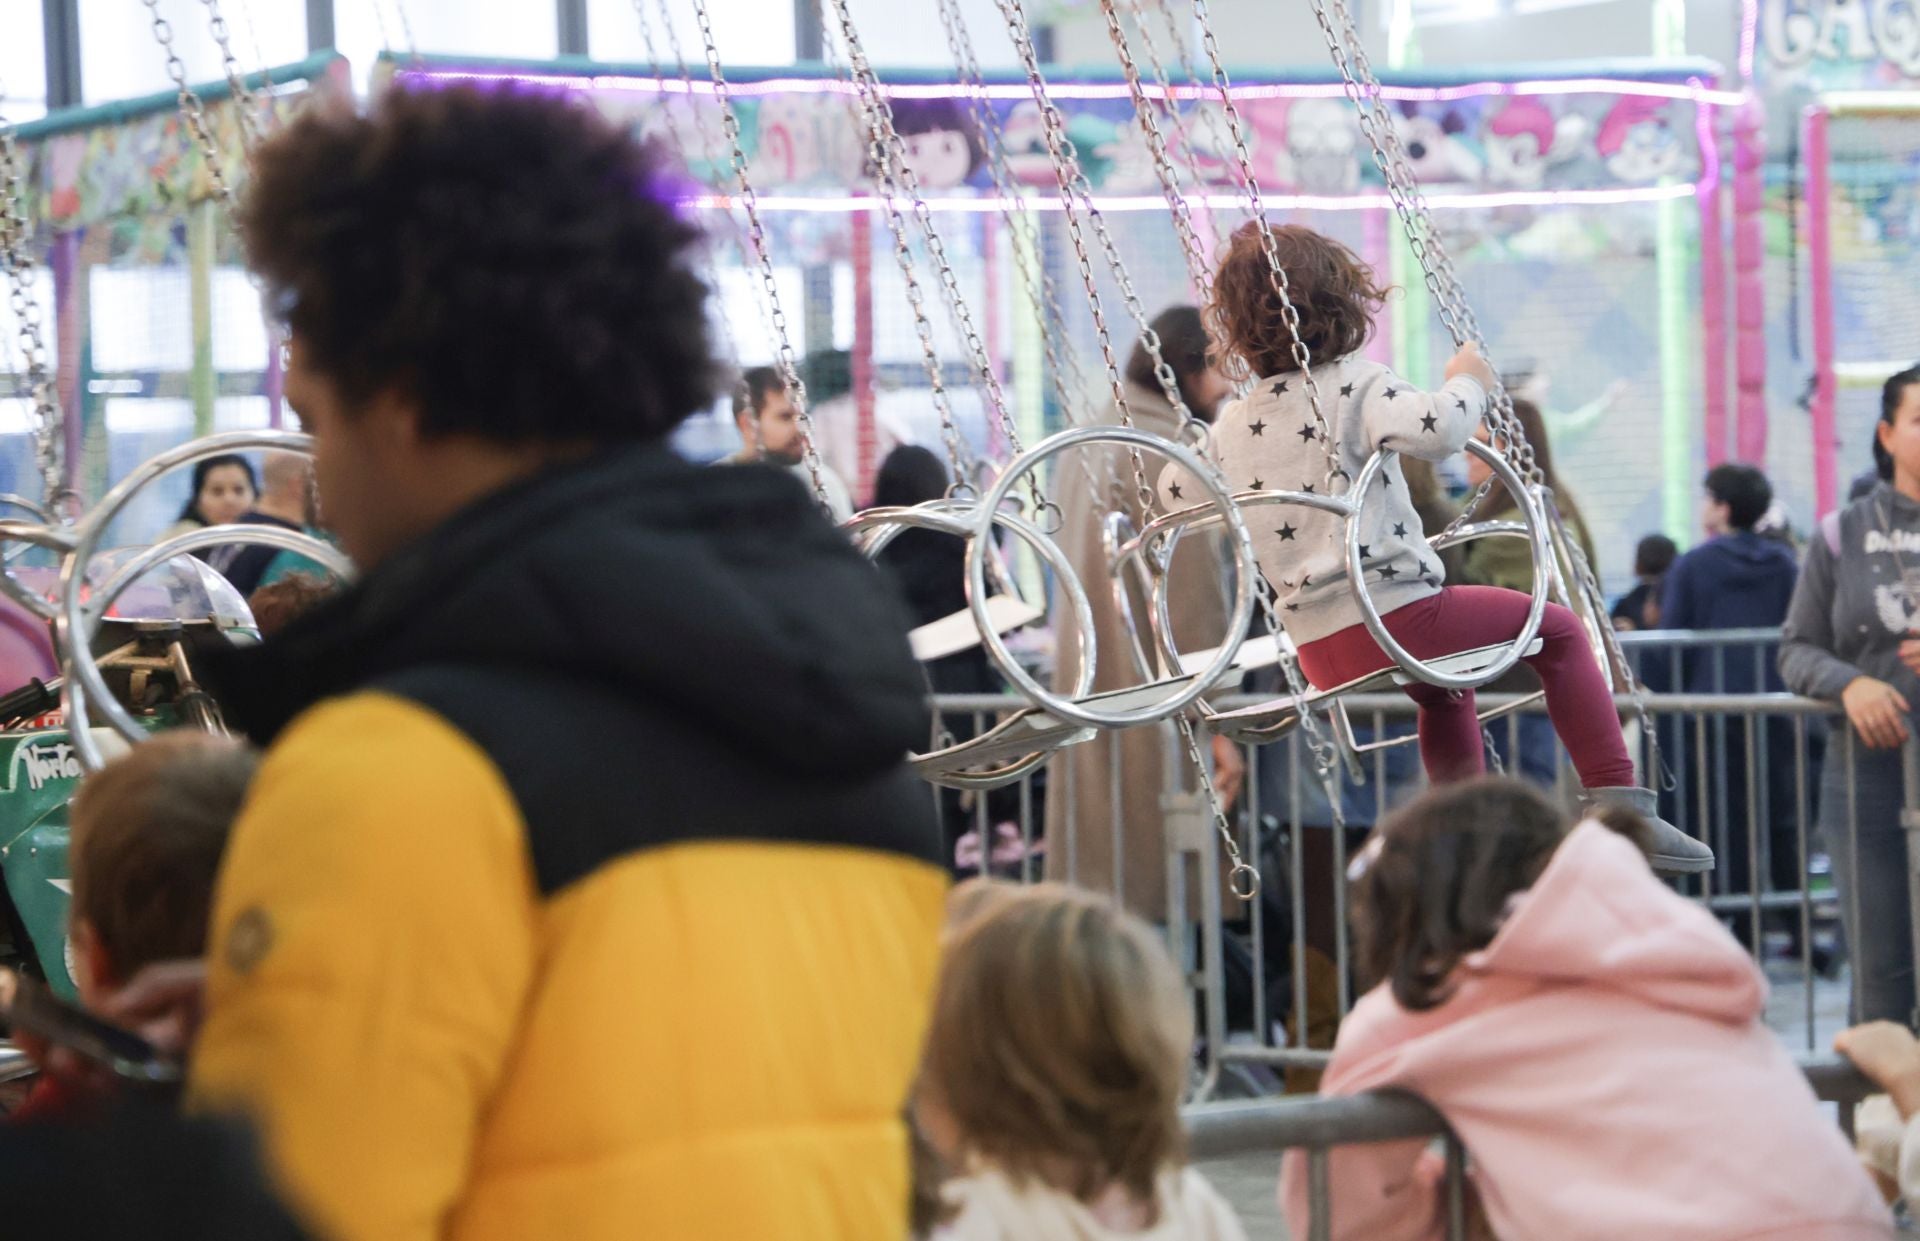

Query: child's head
[1353,778,1655,1012]
[1207,221,1387,381]
[67,733,257,1008]
[1633,533,1678,581]
[916,881,1191,1206]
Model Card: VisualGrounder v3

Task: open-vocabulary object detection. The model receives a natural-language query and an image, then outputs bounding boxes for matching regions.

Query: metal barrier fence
[1177,1054,1882,1241]
[928,627,1919,1090]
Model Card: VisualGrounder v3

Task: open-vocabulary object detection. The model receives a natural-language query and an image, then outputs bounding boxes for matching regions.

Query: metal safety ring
[968,425,1255,730]
[1347,439,1550,692]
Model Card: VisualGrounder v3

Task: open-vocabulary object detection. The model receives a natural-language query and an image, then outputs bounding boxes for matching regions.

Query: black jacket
[204,443,942,888]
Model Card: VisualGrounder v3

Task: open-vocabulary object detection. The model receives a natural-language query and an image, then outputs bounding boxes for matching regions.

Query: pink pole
[852,205,877,508]
[1732,98,1769,463]
[1698,105,1729,466]
[1804,105,1838,517]
[50,231,81,498]
[1362,206,1393,365]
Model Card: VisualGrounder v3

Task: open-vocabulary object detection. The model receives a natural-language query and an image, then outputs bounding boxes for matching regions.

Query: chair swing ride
[0,0,1673,1005]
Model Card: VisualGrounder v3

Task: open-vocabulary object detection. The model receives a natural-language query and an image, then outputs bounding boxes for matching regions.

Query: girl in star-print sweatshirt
[1192,224,1709,875]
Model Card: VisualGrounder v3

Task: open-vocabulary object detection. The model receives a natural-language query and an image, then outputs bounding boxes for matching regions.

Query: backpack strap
[1821,510,1842,557]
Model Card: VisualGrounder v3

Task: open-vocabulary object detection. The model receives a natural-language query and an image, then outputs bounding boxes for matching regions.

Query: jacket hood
[1466,821,1764,1023]
[1700,529,1798,571]
[204,444,931,780]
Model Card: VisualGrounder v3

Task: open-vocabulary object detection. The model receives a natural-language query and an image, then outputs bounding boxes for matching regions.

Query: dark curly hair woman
[181,85,944,1241]
[1198,220,1710,872]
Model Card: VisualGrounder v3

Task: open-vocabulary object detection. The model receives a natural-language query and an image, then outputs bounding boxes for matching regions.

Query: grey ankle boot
[1578,785,1715,876]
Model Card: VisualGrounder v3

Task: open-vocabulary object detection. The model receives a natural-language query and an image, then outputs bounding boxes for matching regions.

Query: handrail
[1181,1054,1875,1160]
[931,690,1838,715]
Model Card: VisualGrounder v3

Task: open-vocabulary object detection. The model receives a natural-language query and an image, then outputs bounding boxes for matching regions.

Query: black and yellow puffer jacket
[194,445,947,1241]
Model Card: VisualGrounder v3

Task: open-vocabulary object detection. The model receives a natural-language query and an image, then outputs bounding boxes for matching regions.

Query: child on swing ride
[1190,221,1711,874]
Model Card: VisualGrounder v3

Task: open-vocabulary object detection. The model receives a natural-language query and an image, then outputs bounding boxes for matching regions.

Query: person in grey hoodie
[1781,362,1920,1023]
[1195,220,1711,875]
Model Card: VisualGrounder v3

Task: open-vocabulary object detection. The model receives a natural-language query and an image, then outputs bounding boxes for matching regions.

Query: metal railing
[1178,1053,1881,1241]
[928,627,1914,1084]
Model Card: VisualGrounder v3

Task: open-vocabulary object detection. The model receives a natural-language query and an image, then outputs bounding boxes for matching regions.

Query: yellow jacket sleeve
[191,693,538,1241]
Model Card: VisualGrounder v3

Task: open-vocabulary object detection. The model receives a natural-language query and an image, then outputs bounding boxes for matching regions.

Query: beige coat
[1043,382,1230,920]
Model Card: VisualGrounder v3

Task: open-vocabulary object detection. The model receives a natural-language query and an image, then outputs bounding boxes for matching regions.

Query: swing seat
[909,595,1044,663]
[908,674,1203,789]
[1206,639,1544,747]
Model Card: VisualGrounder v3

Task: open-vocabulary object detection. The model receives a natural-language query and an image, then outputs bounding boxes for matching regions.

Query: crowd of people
[6,80,1920,1241]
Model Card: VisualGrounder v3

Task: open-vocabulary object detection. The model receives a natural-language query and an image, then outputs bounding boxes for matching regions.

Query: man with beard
[729,365,854,521]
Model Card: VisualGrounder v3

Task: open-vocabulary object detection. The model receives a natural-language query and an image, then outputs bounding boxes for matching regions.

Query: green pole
[1010,206,1047,606]
[189,200,217,437]
[1653,0,1693,541]
[1386,0,1430,383]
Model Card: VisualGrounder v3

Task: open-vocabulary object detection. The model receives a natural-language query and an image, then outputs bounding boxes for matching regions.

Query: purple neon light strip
[398,66,1743,107]
[686,182,1699,214]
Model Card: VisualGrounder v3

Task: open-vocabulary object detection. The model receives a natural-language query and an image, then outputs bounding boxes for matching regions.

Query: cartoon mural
[620,77,1705,197]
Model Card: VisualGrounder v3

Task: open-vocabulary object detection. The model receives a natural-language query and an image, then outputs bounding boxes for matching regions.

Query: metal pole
[793,0,824,60]
[1804,103,1838,517]
[557,0,590,55]
[41,0,82,109]
[306,0,336,53]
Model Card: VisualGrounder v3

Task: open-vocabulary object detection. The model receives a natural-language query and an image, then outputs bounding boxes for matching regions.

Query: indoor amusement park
[4,0,1920,1238]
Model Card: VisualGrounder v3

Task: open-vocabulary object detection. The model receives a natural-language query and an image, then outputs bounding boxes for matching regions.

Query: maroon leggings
[1293,585,1635,789]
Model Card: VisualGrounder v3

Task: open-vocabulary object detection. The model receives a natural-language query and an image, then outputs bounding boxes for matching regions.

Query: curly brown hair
[1207,221,1388,380]
[239,85,719,445]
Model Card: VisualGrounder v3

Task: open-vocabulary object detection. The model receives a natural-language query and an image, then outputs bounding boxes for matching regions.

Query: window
[80,0,305,106]
[1,2,47,120]
[1414,0,1605,22]
[587,0,792,68]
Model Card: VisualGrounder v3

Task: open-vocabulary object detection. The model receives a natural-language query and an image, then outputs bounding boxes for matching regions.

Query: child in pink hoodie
[1280,778,1893,1241]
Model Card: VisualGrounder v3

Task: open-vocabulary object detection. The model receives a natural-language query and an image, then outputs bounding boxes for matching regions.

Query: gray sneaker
[1578,785,1715,876]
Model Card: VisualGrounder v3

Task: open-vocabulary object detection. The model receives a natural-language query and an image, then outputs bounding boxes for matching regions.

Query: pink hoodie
[1280,821,1894,1241]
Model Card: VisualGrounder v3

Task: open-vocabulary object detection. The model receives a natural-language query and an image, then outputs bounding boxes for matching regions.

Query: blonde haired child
[915,881,1247,1240]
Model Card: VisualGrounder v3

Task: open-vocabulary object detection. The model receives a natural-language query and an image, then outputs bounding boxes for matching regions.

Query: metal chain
[1176,713,1261,899]
[1308,0,1658,743]
[690,0,835,513]
[1307,0,1538,531]
[934,0,1096,438]
[821,7,977,496]
[143,0,239,214]
[827,0,1052,511]
[200,0,265,154]
[0,106,64,506]
[1144,0,1238,234]
[1099,0,1212,308]
[639,0,781,372]
[1190,0,1342,490]
[997,0,1189,513]
[1114,0,1228,249]
[625,0,745,372]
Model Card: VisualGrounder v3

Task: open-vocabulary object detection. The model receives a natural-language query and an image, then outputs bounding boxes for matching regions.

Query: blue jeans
[1821,738,1917,1024]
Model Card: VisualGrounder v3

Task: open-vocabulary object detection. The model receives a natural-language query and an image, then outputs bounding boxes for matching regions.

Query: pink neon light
[1740,0,1759,85]
[398,67,1743,108]
[690,183,1699,215]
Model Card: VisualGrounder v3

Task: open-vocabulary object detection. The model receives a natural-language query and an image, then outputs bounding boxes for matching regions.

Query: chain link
[934,0,1093,445]
[1099,1,1212,309]
[997,0,1198,513]
[0,104,64,507]
[1189,0,1346,493]
[690,0,835,513]
[200,0,266,154]
[142,0,240,216]
[827,3,1035,505]
[1306,0,1657,747]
